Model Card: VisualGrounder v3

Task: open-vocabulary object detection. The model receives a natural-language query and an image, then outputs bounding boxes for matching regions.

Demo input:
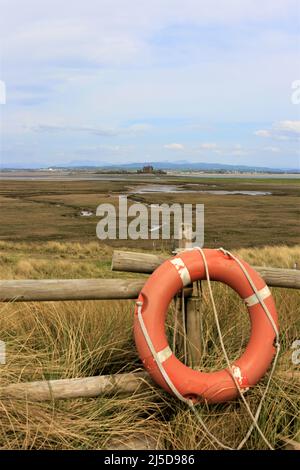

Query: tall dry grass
[0,242,299,449]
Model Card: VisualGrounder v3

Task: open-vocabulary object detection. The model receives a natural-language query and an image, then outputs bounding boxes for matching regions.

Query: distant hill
[96,161,299,173]
[58,160,299,173]
[1,159,299,173]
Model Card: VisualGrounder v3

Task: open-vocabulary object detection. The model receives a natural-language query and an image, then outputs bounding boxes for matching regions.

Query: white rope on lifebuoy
[136,247,280,450]
[216,248,280,449]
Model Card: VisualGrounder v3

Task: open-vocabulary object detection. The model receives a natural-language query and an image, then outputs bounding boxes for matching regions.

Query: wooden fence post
[175,223,202,367]
[185,282,203,367]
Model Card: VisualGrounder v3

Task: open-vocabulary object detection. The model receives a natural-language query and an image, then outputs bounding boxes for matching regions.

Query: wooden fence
[0,247,299,449]
[0,258,299,303]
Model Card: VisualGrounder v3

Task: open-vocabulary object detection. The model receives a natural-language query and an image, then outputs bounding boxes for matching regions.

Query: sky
[0,0,300,169]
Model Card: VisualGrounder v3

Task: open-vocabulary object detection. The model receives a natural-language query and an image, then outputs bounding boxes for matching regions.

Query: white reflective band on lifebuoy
[231,365,244,386]
[244,285,271,307]
[170,257,191,286]
[156,346,173,363]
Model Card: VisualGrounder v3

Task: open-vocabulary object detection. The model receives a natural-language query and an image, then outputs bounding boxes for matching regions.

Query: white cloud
[30,124,117,136]
[231,149,248,156]
[276,135,290,141]
[0,80,6,104]
[74,144,135,155]
[254,129,272,137]
[2,17,145,68]
[263,146,280,152]
[199,142,218,149]
[254,121,300,141]
[164,143,185,150]
[29,122,151,136]
[1,1,297,35]
[128,123,152,133]
[275,120,300,134]
[191,142,248,156]
[2,0,300,169]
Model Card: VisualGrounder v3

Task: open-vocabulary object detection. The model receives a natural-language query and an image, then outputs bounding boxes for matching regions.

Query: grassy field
[0,175,299,248]
[0,241,299,449]
[0,175,299,449]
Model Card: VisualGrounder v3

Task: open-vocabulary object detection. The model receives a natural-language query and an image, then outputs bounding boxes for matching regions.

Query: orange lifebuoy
[134,248,279,404]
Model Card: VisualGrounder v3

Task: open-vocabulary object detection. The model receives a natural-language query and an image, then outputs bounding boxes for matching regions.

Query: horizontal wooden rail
[0,251,298,302]
[252,266,300,289]
[0,278,192,302]
[0,370,298,401]
[0,279,145,302]
[112,251,300,289]
[0,371,152,401]
[280,437,300,451]
[112,251,167,274]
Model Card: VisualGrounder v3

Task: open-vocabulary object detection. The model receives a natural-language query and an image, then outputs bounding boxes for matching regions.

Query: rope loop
[136,247,280,450]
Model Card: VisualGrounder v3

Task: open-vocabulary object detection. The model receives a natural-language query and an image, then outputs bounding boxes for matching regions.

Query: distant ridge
[1,160,299,173]
[95,160,299,173]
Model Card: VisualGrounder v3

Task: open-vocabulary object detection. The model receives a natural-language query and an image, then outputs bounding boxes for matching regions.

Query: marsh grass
[0,242,299,449]
[0,177,299,248]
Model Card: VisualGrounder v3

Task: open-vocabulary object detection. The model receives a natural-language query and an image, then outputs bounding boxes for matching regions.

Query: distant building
[139,165,154,173]
[137,165,166,175]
